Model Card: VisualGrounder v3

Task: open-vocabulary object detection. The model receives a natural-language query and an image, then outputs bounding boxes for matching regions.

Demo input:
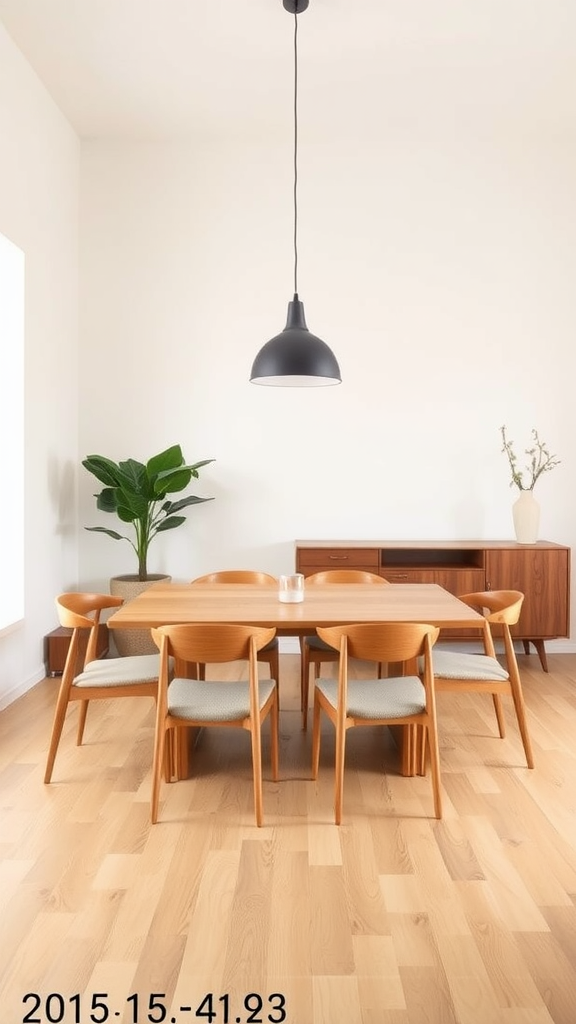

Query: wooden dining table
[107,580,487,778]
[106,579,486,634]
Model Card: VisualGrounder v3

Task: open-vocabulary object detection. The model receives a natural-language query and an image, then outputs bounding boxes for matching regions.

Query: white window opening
[0,232,25,634]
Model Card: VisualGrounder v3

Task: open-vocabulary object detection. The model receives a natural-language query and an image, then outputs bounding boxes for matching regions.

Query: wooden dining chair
[300,570,390,729]
[150,622,278,826]
[312,622,442,823]
[424,590,534,769]
[44,593,164,783]
[190,571,280,685]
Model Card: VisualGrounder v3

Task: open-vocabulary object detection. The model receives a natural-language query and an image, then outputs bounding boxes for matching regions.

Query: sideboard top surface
[295,539,569,551]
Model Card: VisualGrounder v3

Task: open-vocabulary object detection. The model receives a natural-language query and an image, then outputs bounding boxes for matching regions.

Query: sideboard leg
[524,638,548,672]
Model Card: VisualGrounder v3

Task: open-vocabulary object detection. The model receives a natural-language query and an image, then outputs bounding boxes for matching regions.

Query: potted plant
[83,444,214,653]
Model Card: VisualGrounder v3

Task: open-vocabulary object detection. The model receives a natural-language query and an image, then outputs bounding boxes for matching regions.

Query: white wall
[0,23,80,708]
[78,128,576,639]
[1,14,575,709]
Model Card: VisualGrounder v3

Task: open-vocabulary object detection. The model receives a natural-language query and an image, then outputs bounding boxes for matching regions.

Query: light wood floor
[1,652,575,1024]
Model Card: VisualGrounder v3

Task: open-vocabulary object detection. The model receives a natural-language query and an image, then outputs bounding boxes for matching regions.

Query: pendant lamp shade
[250,294,341,387]
[249,0,341,387]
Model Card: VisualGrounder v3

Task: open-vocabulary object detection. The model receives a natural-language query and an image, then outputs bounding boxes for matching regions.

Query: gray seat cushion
[167,677,276,721]
[74,653,165,688]
[431,650,509,682]
[316,675,426,719]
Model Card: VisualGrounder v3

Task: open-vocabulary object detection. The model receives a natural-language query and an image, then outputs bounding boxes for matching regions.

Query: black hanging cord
[293,11,299,296]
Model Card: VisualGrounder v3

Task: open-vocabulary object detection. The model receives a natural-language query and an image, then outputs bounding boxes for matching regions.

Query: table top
[106,581,486,635]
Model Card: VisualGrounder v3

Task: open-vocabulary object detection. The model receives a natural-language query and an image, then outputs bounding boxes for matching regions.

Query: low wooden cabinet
[44,624,109,676]
[295,540,570,671]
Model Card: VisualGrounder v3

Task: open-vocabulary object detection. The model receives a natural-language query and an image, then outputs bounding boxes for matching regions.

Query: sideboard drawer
[301,564,381,578]
[382,569,437,584]
[297,547,379,570]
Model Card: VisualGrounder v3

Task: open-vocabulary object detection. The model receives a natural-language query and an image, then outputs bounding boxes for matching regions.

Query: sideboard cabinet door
[432,568,486,596]
[485,547,570,639]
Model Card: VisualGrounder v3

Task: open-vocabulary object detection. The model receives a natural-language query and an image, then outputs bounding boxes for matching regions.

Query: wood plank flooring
[0,652,575,1024]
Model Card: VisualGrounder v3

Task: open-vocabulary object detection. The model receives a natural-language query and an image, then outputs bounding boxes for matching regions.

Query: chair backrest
[190,570,277,585]
[151,622,276,665]
[457,590,524,665]
[56,592,123,667]
[305,570,388,585]
[317,621,439,665]
[458,590,524,626]
[56,592,123,629]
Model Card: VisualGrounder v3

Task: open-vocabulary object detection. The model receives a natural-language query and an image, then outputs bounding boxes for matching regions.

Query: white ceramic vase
[512,490,540,544]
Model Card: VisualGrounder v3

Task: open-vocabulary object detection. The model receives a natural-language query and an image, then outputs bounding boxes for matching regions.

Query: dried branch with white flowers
[500,425,560,491]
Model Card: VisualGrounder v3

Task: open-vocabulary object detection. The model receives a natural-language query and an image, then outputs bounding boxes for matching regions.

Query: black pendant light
[250,0,342,387]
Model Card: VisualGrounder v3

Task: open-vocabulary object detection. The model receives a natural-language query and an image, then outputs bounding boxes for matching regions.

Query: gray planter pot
[109,574,171,656]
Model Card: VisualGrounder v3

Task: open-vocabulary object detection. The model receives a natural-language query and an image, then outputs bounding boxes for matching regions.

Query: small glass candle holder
[278,573,305,603]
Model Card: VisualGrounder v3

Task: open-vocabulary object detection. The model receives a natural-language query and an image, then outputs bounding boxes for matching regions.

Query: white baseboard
[0,665,46,712]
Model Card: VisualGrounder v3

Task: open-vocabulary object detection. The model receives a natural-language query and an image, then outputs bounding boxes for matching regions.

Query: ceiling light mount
[250,0,341,387]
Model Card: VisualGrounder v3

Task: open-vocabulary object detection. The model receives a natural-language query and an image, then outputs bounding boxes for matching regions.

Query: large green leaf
[155,515,186,533]
[85,526,126,541]
[147,445,184,478]
[153,466,193,498]
[116,489,149,521]
[117,459,150,497]
[95,487,119,514]
[153,458,215,496]
[165,494,214,514]
[82,455,123,488]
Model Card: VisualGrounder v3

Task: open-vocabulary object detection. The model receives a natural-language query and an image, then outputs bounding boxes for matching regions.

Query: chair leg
[492,694,506,738]
[416,724,427,776]
[304,659,323,732]
[250,721,264,827]
[265,647,280,686]
[270,689,279,782]
[334,720,346,825]
[508,679,535,769]
[426,723,443,819]
[151,723,167,824]
[76,700,89,745]
[44,688,72,784]
[163,730,174,782]
[299,637,306,709]
[402,724,415,776]
[173,726,189,780]
[302,645,311,729]
[311,693,322,779]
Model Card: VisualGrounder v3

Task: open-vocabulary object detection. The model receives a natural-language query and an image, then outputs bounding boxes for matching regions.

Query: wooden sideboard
[295,539,571,671]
